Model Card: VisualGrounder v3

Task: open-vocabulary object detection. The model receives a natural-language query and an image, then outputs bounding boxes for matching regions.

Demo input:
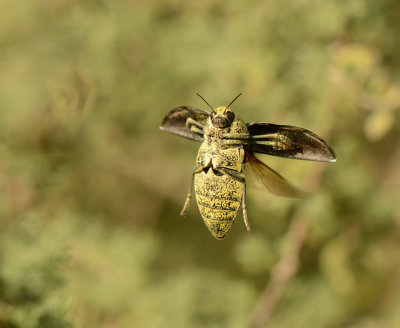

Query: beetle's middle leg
[180,165,203,217]
[216,167,245,182]
[182,153,213,216]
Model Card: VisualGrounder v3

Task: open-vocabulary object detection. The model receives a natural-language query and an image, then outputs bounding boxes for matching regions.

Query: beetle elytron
[160,93,336,239]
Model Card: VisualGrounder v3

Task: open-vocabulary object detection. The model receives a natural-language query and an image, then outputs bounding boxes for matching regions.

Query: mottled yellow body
[194,107,249,239]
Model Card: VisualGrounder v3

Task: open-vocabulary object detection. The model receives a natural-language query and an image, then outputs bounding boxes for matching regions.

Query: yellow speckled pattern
[195,170,243,239]
[194,110,249,239]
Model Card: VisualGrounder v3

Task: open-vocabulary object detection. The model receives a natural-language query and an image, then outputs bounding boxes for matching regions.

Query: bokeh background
[1,1,400,327]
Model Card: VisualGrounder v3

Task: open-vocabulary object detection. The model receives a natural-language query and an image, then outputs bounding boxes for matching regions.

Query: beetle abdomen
[195,170,243,239]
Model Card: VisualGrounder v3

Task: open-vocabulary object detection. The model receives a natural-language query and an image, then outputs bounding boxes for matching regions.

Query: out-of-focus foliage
[0,0,400,327]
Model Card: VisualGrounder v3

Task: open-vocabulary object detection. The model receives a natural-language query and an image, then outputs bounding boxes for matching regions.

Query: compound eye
[226,110,235,123]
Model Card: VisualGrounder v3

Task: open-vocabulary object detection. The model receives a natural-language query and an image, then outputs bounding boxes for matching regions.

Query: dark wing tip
[327,147,337,162]
[160,107,184,128]
[314,140,336,162]
[326,142,337,162]
[296,128,337,163]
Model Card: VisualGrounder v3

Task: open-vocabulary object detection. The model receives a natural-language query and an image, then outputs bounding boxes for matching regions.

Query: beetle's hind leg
[242,181,250,231]
[216,168,251,231]
[180,166,203,217]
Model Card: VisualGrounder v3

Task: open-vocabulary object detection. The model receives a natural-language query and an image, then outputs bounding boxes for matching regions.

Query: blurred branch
[251,162,331,328]
[251,213,308,328]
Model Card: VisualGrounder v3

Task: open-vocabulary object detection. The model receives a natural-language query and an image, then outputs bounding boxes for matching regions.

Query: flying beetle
[160,93,336,239]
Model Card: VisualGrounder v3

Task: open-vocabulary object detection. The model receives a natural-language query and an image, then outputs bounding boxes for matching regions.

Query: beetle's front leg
[219,131,251,140]
[220,131,291,150]
[220,139,248,147]
[186,117,205,135]
[248,133,292,150]
[219,131,250,147]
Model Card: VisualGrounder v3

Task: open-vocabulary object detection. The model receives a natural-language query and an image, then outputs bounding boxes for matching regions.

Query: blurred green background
[1,0,400,327]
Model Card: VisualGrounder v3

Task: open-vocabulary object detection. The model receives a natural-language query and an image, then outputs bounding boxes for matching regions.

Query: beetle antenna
[225,93,242,109]
[196,93,214,111]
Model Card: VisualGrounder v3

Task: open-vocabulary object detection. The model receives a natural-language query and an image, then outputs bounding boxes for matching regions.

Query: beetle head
[211,107,235,128]
[196,92,242,129]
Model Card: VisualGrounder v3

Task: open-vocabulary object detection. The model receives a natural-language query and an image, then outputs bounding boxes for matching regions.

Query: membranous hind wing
[246,123,336,162]
[246,152,307,198]
[160,106,209,142]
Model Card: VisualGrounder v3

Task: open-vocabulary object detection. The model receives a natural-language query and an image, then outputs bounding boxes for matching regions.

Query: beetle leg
[221,137,289,149]
[185,117,205,135]
[220,139,248,147]
[220,132,291,150]
[190,125,204,135]
[221,132,286,141]
[242,181,250,231]
[219,132,251,140]
[186,117,205,130]
[214,167,250,231]
[180,166,203,217]
[216,167,245,183]
[249,132,291,142]
[252,139,290,150]
[248,133,292,150]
